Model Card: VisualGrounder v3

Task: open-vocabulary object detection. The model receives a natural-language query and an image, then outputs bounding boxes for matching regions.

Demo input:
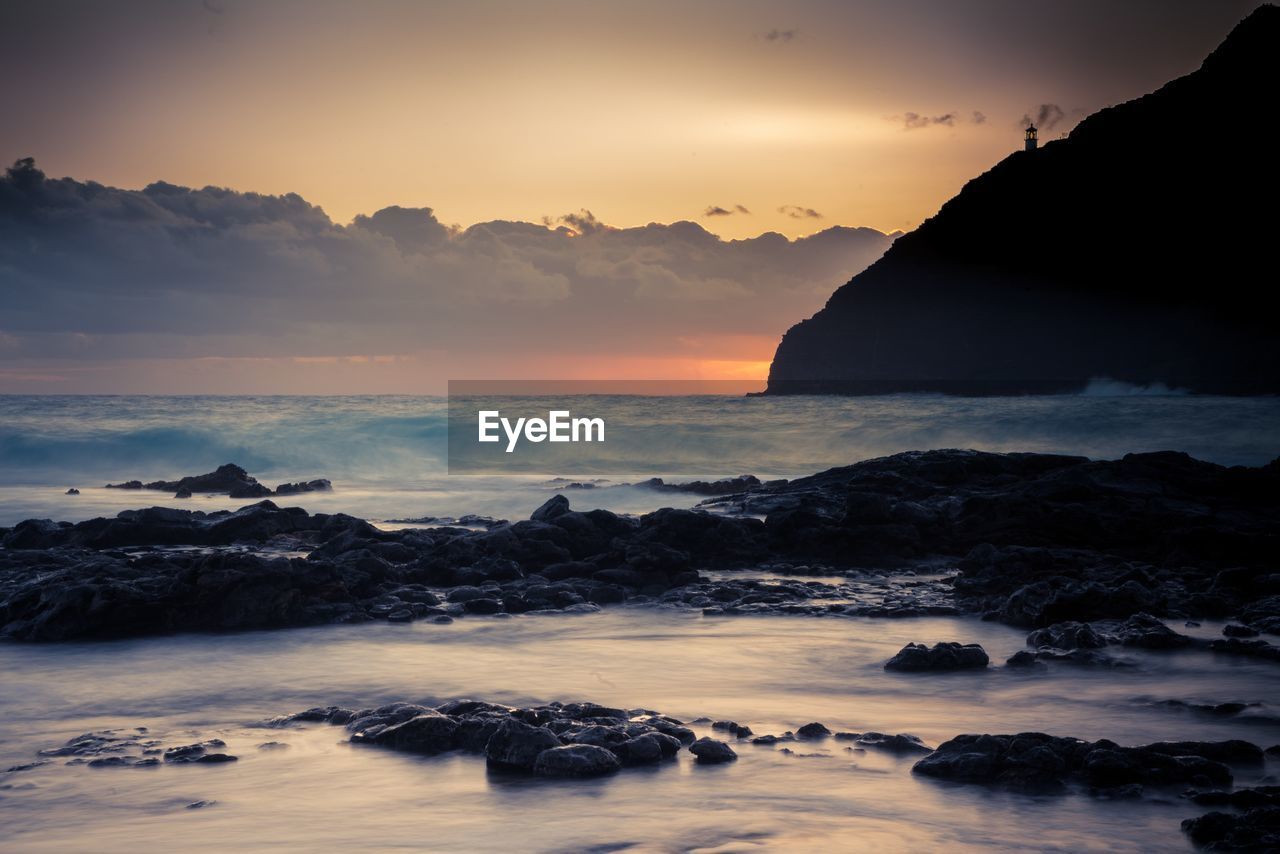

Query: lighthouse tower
[1024,124,1039,151]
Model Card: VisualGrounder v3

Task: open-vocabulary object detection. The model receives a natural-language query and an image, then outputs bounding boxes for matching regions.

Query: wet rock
[65,488,79,495]
[1223,623,1260,638]
[351,712,459,755]
[1210,637,1280,662]
[1026,621,1107,650]
[1109,613,1192,649]
[1006,648,1133,668]
[1182,806,1280,851]
[637,475,761,496]
[533,744,621,778]
[87,755,159,768]
[884,642,989,672]
[530,495,570,522]
[274,479,333,495]
[712,721,754,738]
[485,719,562,770]
[690,737,737,764]
[10,448,1280,641]
[1151,699,1253,717]
[1140,739,1263,765]
[913,732,1244,790]
[164,741,236,764]
[1186,786,1280,809]
[617,732,680,764]
[633,716,695,745]
[834,732,932,754]
[796,722,831,739]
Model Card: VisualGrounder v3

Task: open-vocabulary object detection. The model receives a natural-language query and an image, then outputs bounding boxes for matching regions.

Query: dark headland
[766,5,1280,396]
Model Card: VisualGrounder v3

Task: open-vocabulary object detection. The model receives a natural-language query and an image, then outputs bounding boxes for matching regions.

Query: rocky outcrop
[884,642,989,672]
[267,699,723,778]
[4,448,1277,641]
[766,7,1280,395]
[913,732,1261,792]
[106,463,330,499]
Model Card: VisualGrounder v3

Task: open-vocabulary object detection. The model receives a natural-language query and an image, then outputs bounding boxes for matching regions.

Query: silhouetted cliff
[767,5,1280,395]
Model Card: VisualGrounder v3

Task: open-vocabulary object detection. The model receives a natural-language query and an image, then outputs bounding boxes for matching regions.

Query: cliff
[766,5,1280,395]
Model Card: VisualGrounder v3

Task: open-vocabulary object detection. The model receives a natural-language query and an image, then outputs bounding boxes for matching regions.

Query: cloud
[703,204,751,217]
[542,208,611,236]
[971,111,987,124]
[763,29,797,42]
[0,159,893,376]
[1021,103,1066,130]
[778,205,823,220]
[901,112,957,130]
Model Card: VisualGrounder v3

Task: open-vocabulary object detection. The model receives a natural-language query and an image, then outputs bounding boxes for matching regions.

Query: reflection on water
[2,610,1276,852]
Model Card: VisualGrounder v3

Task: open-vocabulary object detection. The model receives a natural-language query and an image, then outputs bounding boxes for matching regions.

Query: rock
[65,488,79,495]
[163,741,236,764]
[274,479,333,495]
[8,444,1280,641]
[1006,648,1132,668]
[712,720,754,738]
[1224,623,1260,638]
[532,744,621,778]
[914,732,1246,790]
[1110,613,1192,649]
[637,475,762,496]
[690,737,737,764]
[1210,637,1280,662]
[485,720,562,770]
[617,732,679,764]
[796,722,831,739]
[885,642,989,672]
[1026,621,1106,650]
[835,732,932,754]
[1182,807,1280,851]
[351,712,459,755]
[530,495,570,522]
[104,463,330,499]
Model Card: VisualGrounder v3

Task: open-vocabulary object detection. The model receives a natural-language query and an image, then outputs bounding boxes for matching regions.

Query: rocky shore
[16,695,1276,850]
[1,449,1277,645]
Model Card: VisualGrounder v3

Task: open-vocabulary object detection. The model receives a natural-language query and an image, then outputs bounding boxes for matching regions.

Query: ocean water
[2,392,1278,852]
[1,612,1277,852]
[0,391,1277,527]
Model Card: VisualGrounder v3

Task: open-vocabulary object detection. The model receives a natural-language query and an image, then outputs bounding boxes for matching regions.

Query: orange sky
[3,1,1254,238]
[0,0,1260,391]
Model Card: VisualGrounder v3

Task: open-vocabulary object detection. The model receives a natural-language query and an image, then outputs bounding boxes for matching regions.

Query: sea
[1,389,1277,852]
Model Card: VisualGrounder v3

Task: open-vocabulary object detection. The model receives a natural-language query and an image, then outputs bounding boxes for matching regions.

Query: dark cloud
[549,209,611,236]
[902,112,957,130]
[703,204,751,217]
[0,160,893,366]
[778,205,823,220]
[1021,103,1067,130]
[764,29,797,42]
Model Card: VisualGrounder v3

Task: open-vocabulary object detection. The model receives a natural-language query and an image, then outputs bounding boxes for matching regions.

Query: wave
[0,394,1277,491]
[1079,377,1189,397]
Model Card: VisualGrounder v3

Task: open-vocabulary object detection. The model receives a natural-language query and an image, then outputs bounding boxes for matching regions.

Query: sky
[0,0,1261,392]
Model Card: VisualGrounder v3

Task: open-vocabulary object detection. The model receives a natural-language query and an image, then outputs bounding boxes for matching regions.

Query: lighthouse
[1024,124,1038,151]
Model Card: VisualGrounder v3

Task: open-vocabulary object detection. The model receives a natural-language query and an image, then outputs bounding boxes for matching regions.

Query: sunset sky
[0,0,1260,392]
